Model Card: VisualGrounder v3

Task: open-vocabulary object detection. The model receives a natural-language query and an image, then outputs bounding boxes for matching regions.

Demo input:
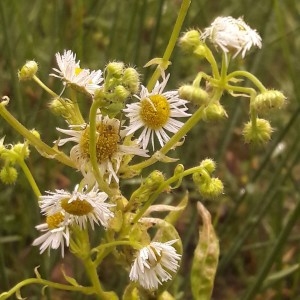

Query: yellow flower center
[140,95,170,129]
[75,67,83,75]
[79,121,120,163]
[61,198,94,216]
[46,212,65,229]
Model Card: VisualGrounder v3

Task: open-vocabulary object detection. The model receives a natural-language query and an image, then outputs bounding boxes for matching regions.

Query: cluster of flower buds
[192,159,224,199]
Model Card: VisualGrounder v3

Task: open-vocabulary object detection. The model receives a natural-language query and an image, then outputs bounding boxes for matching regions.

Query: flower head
[50,50,103,95]
[32,212,71,257]
[129,240,181,290]
[39,185,114,229]
[123,73,190,150]
[201,16,262,58]
[57,115,148,183]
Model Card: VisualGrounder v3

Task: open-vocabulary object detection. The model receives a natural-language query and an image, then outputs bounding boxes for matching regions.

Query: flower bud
[252,90,286,113]
[49,98,74,120]
[193,44,207,57]
[197,178,224,199]
[106,61,125,78]
[202,103,227,121]
[12,143,30,160]
[114,85,131,101]
[178,85,209,106]
[30,129,41,139]
[18,60,38,80]
[0,166,18,184]
[123,68,140,94]
[200,159,216,174]
[243,118,272,144]
[179,30,201,53]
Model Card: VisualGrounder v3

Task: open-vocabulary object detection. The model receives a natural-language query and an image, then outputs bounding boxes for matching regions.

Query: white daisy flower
[201,16,262,58]
[57,115,148,183]
[123,73,190,150]
[129,240,181,290]
[39,185,114,229]
[32,212,71,257]
[50,50,103,95]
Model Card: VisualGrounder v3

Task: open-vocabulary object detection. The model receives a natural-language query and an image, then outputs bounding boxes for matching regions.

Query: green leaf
[191,202,219,300]
[61,267,80,287]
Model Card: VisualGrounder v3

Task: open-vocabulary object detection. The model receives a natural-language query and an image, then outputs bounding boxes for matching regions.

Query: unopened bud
[179,30,201,53]
[202,103,227,121]
[198,178,224,199]
[114,85,131,101]
[49,98,74,120]
[252,90,286,113]
[243,118,273,144]
[106,62,125,78]
[18,60,38,80]
[200,159,216,174]
[12,143,30,160]
[0,166,18,184]
[123,68,140,94]
[179,85,209,106]
[30,129,41,139]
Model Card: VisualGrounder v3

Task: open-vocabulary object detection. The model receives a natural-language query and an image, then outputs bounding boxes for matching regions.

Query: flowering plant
[0,1,286,299]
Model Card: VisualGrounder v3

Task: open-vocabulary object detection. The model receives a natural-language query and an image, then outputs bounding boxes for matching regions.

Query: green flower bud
[202,103,227,121]
[243,118,273,144]
[198,178,224,199]
[18,60,38,81]
[123,68,140,94]
[179,29,201,53]
[49,98,74,120]
[0,166,18,184]
[200,159,216,174]
[106,61,125,78]
[12,143,30,160]
[114,85,131,101]
[252,90,286,113]
[30,129,41,139]
[193,44,207,57]
[178,85,209,106]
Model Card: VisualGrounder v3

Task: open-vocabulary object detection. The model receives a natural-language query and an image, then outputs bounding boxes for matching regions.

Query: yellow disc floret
[79,121,120,163]
[46,212,65,229]
[61,198,94,216]
[140,95,170,129]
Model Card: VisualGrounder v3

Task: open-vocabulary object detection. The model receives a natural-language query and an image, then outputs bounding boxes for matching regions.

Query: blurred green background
[1,0,300,299]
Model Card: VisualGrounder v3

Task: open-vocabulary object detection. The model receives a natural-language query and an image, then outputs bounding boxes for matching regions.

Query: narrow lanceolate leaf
[191,202,219,300]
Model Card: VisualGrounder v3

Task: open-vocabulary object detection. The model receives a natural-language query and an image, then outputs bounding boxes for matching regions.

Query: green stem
[146,0,191,90]
[17,159,41,199]
[88,101,113,196]
[33,75,59,98]
[69,88,85,124]
[83,257,118,300]
[0,278,94,299]
[226,70,267,92]
[204,46,220,79]
[132,165,204,224]
[0,103,75,168]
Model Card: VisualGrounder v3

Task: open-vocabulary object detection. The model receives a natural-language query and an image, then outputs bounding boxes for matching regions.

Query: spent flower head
[129,240,181,290]
[201,16,262,59]
[123,73,190,150]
